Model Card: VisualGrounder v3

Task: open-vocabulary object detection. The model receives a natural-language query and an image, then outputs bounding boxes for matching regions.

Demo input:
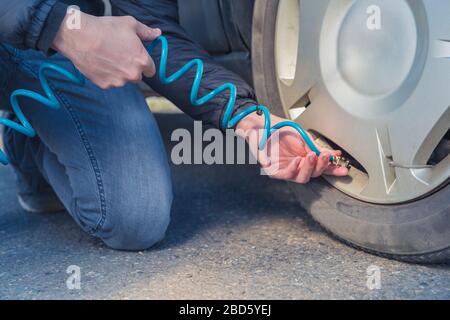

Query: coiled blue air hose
[0,63,84,165]
[0,35,336,166]
[147,36,323,155]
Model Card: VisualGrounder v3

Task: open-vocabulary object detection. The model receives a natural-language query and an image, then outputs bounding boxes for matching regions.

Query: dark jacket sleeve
[0,0,68,53]
[111,0,258,129]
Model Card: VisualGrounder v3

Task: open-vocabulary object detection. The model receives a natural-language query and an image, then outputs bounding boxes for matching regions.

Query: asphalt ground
[0,111,449,299]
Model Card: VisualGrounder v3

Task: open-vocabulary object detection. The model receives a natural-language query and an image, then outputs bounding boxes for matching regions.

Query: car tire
[252,0,450,263]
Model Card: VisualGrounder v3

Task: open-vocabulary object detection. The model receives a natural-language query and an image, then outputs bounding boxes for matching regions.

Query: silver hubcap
[275,0,450,204]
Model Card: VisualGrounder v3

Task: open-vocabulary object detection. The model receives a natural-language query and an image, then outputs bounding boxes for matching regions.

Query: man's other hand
[236,113,349,184]
[53,11,161,89]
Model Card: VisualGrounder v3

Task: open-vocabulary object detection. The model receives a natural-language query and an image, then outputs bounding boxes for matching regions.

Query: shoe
[1,114,65,214]
[17,191,65,213]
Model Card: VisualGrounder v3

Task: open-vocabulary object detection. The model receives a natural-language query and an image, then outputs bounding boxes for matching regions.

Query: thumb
[136,22,161,41]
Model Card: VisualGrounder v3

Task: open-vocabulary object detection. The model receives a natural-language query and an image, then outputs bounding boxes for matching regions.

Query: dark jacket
[1,0,257,128]
[0,0,68,53]
[112,0,257,128]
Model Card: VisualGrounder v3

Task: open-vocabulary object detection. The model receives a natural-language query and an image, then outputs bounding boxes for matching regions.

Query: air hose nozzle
[330,156,351,169]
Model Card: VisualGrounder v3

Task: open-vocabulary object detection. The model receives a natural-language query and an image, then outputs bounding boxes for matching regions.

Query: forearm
[111,0,259,129]
[52,10,95,55]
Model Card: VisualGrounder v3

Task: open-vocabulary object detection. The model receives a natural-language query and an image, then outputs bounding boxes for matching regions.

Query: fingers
[324,165,349,177]
[312,151,331,178]
[141,52,157,78]
[294,153,317,184]
[133,37,156,78]
[264,151,348,184]
[292,151,349,184]
[134,21,160,78]
[318,149,349,177]
[265,158,301,181]
[135,21,161,41]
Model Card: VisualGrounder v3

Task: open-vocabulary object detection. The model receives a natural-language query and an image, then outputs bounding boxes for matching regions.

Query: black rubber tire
[252,0,450,264]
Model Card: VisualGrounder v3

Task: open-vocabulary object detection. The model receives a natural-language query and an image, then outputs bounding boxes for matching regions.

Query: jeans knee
[100,184,173,251]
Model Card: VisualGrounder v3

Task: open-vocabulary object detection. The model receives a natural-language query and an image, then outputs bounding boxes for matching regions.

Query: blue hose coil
[0,63,84,165]
[147,36,323,155]
[0,35,325,166]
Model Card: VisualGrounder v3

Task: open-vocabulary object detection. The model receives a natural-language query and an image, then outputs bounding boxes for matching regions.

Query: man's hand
[52,11,161,89]
[236,113,349,184]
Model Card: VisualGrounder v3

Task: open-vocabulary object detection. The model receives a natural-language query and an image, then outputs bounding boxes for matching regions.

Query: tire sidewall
[252,0,450,259]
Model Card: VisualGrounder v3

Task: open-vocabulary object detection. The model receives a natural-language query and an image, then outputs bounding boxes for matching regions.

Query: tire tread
[317,220,450,264]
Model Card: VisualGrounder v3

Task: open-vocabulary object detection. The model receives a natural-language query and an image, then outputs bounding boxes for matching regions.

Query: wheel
[252,0,450,263]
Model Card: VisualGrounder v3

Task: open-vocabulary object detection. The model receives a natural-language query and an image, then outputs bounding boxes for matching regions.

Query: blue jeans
[0,44,173,250]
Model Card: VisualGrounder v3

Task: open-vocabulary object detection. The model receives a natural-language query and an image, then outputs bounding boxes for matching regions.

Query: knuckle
[147,65,156,74]
[297,176,309,184]
[140,54,152,66]
[108,79,124,88]
[144,70,155,78]
[123,16,137,26]
[136,45,151,60]
[116,79,126,87]
[128,70,142,82]
[136,56,150,68]
[98,81,110,90]
[266,167,279,177]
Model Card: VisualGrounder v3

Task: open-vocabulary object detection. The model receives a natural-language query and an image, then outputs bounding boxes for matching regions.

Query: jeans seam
[20,61,107,234]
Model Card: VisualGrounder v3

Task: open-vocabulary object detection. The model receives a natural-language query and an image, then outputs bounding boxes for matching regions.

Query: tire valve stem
[330,156,351,169]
